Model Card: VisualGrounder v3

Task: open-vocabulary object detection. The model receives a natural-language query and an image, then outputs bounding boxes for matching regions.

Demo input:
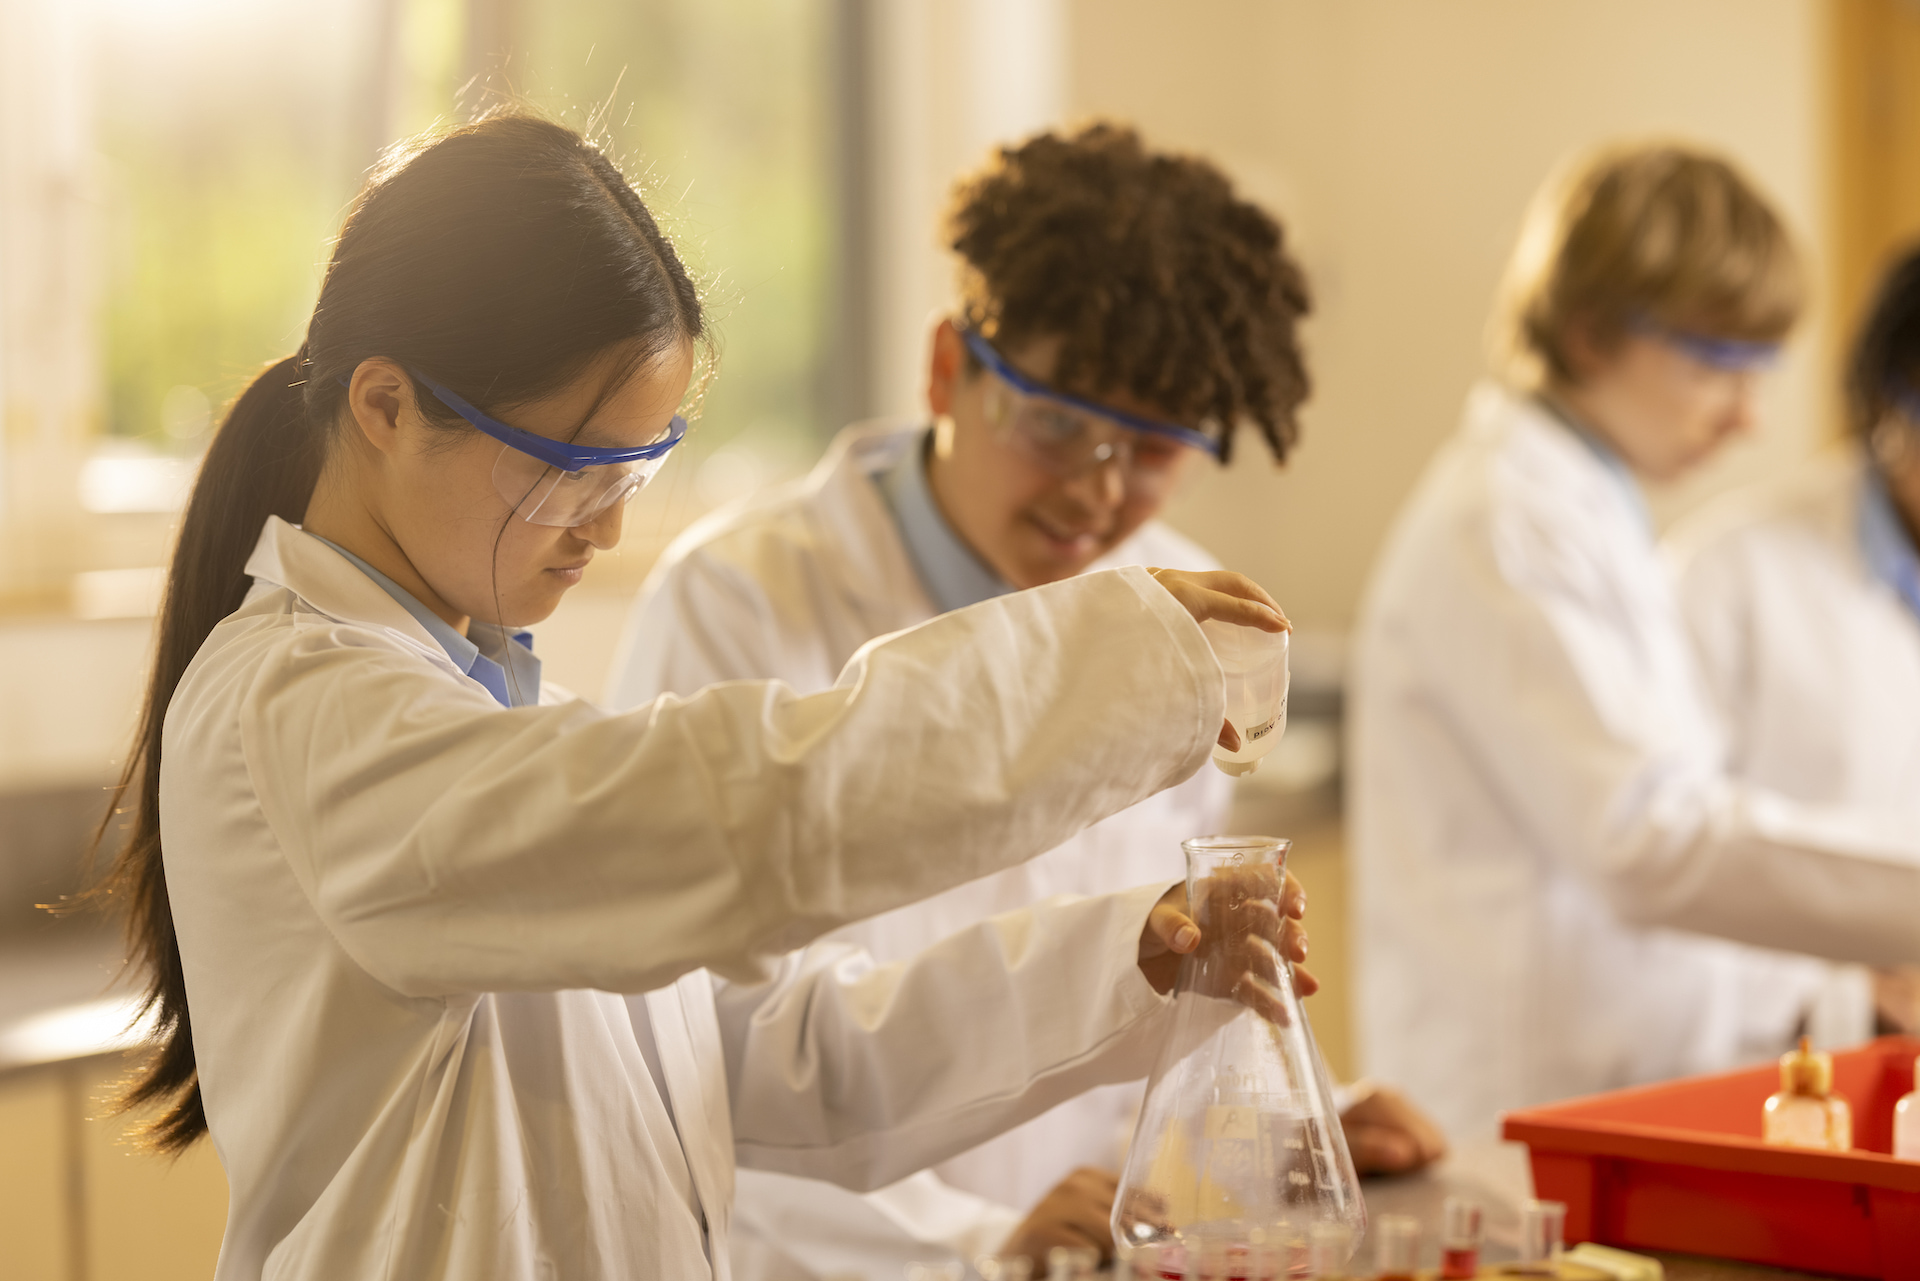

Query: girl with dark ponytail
[102,110,1299,1279]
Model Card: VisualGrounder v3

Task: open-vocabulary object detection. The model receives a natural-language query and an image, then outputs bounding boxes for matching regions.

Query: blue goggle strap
[408,370,687,471]
[961,329,1221,458]
[1630,319,1782,372]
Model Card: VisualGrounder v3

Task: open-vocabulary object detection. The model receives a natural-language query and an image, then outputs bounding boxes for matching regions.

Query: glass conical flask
[1114,836,1364,1279]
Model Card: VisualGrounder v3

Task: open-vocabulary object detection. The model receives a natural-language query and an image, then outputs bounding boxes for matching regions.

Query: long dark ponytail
[91,111,705,1151]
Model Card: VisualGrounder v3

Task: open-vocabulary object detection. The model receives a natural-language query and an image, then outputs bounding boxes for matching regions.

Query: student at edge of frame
[1348,139,1920,1146]
[606,123,1446,1281]
[92,111,1317,1281]
[1668,244,1920,1038]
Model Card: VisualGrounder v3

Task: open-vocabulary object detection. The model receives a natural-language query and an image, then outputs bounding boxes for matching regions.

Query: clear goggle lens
[492,442,675,527]
[984,381,1190,486]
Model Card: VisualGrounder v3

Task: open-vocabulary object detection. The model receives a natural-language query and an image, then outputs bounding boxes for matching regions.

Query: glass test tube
[1439,1196,1483,1278]
[1373,1214,1420,1281]
[1517,1199,1568,1265]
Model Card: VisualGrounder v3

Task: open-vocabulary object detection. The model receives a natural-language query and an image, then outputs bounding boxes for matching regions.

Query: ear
[926,318,967,417]
[1558,315,1618,384]
[345,358,418,458]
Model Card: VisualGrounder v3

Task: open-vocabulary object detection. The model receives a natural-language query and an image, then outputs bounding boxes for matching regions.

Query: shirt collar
[1532,392,1652,531]
[1858,467,1920,623]
[873,427,1014,613]
[308,534,541,708]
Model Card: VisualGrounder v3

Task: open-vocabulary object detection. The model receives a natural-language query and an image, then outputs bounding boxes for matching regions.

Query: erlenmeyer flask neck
[1174,837,1290,1001]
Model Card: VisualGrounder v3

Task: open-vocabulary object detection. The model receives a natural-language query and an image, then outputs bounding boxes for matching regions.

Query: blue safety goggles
[340,368,689,527]
[1630,319,1782,373]
[337,368,689,526]
[411,370,688,470]
[961,329,1221,462]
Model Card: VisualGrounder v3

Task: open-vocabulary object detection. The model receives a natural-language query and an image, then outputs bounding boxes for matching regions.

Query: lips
[1026,511,1108,556]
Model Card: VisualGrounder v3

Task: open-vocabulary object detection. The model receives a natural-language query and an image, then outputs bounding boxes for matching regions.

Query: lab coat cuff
[1111,879,1183,1023]
[1109,564,1228,790]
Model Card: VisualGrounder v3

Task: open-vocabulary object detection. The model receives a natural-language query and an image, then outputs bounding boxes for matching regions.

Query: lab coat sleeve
[1411,485,1920,968]
[226,566,1222,997]
[717,882,1175,1191]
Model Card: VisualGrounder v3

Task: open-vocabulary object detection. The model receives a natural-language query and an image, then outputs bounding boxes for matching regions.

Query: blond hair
[1492,141,1805,389]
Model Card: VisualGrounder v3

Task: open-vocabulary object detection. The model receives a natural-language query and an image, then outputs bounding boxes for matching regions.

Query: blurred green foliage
[96,0,833,468]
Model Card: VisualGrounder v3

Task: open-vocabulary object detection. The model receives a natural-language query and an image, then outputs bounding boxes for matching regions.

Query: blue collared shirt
[310,535,542,708]
[1859,467,1920,624]
[874,427,1014,613]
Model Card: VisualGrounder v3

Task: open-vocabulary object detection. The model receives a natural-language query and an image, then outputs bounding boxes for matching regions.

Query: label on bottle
[1244,715,1279,744]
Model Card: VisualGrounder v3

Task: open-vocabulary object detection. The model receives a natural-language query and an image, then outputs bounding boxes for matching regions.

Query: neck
[923,423,1007,582]
[303,470,471,633]
[1540,380,1632,466]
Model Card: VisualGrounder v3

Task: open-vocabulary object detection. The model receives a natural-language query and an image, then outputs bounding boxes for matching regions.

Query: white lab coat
[606,421,1233,1279]
[1671,449,1920,836]
[161,515,1225,1281]
[1349,383,1920,1142]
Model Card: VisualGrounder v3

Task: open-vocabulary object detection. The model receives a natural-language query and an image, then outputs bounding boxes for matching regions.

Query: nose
[574,496,626,549]
[1064,452,1127,511]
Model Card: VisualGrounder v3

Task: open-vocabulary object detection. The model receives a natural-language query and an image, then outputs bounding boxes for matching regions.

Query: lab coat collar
[1526,389,1654,532]
[800,421,940,630]
[242,515,468,683]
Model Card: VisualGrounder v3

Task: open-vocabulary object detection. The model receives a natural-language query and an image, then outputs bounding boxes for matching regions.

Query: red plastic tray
[1502,1036,1920,1278]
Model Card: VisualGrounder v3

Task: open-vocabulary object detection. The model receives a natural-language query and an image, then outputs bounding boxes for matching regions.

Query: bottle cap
[1216,756,1261,777]
[1779,1036,1833,1097]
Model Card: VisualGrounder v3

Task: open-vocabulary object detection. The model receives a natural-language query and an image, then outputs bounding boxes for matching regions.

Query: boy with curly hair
[609,123,1440,1279]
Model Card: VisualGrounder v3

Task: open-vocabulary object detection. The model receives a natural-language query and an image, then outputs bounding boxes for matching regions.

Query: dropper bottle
[1762,1036,1852,1151]
[1896,1053,1920,1161]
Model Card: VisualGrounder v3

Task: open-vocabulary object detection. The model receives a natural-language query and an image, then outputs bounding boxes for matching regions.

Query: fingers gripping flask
[1114,838,1363,1279]
[1201,621,1289,777]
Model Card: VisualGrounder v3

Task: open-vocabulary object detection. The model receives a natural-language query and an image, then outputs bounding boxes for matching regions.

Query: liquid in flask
[1113,836,1364,1279]
[1200,620,1289,777]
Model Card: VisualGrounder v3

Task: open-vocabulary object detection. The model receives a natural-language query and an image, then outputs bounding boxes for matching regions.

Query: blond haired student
[1349,142,1920,1142]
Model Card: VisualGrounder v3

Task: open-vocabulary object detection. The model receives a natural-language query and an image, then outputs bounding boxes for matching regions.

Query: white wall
[1068,0,1829,631]
[861,0,1068,420]
[0,0,99,595]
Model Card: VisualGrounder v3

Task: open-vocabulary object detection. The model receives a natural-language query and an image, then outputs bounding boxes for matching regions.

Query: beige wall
[0,1059,226,1281]
[1069,0,1830,632]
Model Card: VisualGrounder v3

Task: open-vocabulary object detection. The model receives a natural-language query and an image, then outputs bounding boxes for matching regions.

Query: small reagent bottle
[1895,1054,1920,1161]
[1372,1215,1419,1281]
[1762,1036,1852,1151]
[1199,619,1288,777]
[1438,1196,1482,1278]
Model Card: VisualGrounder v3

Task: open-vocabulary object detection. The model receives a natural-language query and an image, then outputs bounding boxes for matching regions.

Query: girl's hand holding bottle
[1147,568,1290,752]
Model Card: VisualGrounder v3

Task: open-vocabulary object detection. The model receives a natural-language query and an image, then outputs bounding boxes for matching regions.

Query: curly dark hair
[945,122,1311,464]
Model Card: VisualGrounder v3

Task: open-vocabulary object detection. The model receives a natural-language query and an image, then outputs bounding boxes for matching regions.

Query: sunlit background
[5,1,1920,1275]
